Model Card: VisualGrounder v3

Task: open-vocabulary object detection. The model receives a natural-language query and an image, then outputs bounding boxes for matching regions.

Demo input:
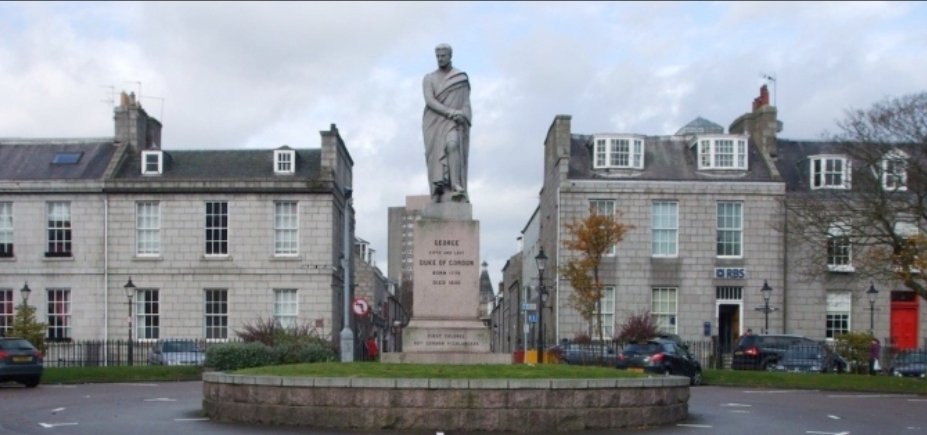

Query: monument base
[381,351,511,364]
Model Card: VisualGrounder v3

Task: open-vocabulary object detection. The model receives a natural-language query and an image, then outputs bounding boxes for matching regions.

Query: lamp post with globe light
[535,248,548,363]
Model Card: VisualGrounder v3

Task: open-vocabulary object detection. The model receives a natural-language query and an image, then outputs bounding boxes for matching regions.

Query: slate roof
[0,138,116,181]
[567,134,776,182]
[113,149,322,180]
[773,139,847,192]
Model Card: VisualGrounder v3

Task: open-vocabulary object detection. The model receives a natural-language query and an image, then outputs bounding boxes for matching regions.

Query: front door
[718,304,740,354]
[891,291,919,350]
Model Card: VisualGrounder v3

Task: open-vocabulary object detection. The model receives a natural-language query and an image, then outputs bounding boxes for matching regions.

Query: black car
[774,343,847,374]
[0,337,43,388]
[556,343,616,366]
[616,338,702,385]
[732,334,818,370]
[889,350,927,378]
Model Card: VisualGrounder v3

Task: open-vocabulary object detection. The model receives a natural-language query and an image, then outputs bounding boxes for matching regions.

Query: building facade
[0,92,355,346]
[504,86,925,353]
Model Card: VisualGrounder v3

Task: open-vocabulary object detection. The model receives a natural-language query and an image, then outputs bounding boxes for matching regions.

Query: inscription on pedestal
[413,219,479,319]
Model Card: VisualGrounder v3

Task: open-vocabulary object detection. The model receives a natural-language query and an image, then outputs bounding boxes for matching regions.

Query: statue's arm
[423,75,459,118]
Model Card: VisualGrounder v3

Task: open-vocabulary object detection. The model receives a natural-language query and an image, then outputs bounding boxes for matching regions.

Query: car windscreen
[164,341,199,352]
[897,352,927,364]
[0,339,35,350]
[783,346,822,359]
[622,343,662,355]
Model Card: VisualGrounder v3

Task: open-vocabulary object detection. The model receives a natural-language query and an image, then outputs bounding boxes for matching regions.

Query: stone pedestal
[382,202,509,364]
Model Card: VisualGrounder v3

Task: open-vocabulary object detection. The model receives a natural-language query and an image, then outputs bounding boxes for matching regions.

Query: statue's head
[435,43,453,68]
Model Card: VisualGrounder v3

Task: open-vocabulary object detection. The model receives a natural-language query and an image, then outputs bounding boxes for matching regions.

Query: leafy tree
[560,208,632,343]
[9,301,47,352]
[785,92,927,301]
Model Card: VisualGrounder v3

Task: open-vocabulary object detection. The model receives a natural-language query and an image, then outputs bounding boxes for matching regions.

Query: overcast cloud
[1,1,925,287]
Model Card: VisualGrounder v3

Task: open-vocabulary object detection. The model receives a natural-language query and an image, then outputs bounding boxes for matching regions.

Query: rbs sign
[715,268,746,279]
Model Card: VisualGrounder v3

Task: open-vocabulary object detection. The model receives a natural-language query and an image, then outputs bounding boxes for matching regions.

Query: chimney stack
[114,91,161,153]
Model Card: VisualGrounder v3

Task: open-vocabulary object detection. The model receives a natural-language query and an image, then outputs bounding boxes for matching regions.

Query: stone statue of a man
[422,43,471,203]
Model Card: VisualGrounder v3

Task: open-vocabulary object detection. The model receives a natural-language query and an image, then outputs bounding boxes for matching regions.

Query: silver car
[147,339,205,366]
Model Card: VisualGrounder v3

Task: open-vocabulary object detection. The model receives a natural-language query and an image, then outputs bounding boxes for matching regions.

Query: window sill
[828,265,855,273]
[0,256,14,262]
[202,255,233,261]
[43,256,75,262]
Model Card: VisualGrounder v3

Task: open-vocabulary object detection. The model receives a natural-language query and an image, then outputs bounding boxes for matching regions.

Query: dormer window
[880,150,907,191]
[695,135,747,170]
[810,155,849,189]
[142,151,162,175]
[274,149,295,174]
[593,135,644,169]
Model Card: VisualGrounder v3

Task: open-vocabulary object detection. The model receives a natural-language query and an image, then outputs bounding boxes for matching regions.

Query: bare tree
[785,92,927,300]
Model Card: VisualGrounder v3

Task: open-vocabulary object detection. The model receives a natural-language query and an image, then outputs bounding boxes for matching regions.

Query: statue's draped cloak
[422,68,471,193]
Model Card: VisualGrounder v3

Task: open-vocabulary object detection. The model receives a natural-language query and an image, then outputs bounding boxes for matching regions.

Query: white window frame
[592,135,644,169]
[47,288,71,341]
[652,287,678,334]
[0,202,12,257]
[695,135,748,170]
[142,151,163,175]
[825,291,851,339]
[716,202,743,258]
[46,201,72,257]
[274,150,295,174]
[204,289,228,340]
[811,155,850,189]
[0,289,12,336]
[274,289,298,329]
[651,201,678,257]
[135,288,160,340]
[136,202,161,256]
[589,199,617,256]
[827,223,854,272]
[274,201,299,256]
[205,201,229,256]
[596,286,616,338]
[880,150,908,191]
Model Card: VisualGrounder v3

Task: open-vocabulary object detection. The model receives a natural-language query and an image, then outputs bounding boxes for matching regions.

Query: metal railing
[41,339,227,368]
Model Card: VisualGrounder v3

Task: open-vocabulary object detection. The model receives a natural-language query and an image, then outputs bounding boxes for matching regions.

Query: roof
[567,134,776,182]
[112,149,321,180]
[676,117,724,135]
[0,138,116,181]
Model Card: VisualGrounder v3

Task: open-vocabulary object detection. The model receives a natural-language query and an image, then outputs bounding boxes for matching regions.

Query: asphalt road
[1,381,925,434]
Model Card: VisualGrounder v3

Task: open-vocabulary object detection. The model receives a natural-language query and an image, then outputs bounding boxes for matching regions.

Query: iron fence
[41,339,230,368]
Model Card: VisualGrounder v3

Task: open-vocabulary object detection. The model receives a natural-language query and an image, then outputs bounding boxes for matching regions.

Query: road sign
[527,313,538,324]
[521,303,537,311]
[352,297,370,317]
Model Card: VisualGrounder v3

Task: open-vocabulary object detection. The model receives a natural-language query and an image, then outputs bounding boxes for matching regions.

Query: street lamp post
[867,282,879,334]
[761,280,772,334]
[535,248,548,364]
[20,282,31,308]
[124,278,136,366]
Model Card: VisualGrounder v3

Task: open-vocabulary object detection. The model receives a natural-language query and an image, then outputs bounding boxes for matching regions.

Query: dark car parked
[616,338,702,385]
[774,343,847,374]
[732,334,818,371]
[147,339,205,366]
[557,343,617,366]
[890,350,927,378]
[0,337,43,387]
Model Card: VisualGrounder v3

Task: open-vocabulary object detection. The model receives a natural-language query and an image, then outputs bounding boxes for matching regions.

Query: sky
[1,1,926,288]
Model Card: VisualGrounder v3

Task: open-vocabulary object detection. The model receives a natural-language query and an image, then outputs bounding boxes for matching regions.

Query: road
[1,381,924,434]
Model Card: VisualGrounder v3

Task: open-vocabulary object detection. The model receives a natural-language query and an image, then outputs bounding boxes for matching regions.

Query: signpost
[352,297,370,317]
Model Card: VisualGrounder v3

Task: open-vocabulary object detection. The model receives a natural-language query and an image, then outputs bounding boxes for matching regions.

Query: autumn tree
[560,208,632,343]
[785,92,927,300]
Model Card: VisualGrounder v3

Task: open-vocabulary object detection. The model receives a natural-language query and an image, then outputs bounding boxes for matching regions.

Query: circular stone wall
[202,372,689,432]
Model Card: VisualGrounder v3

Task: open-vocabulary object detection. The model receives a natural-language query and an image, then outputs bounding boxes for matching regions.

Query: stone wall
[203,372,689,432]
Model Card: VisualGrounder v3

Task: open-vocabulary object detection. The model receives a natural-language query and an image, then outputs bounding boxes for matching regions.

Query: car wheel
[763,360,776,371]
[691,371,703,386]
[21,376,40,388]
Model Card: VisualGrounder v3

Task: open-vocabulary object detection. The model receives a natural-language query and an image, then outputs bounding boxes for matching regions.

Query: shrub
[206,342,275,371]
[834,331,874,374]
[617,310,661,344]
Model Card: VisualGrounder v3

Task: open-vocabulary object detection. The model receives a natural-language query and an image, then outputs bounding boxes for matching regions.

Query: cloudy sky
[2,1,925,286]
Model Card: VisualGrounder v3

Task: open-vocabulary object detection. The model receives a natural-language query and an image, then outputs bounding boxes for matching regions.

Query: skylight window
[52,152,83,165]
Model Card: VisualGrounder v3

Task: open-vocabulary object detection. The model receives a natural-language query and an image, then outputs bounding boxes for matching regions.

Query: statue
[422,43,471,203]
